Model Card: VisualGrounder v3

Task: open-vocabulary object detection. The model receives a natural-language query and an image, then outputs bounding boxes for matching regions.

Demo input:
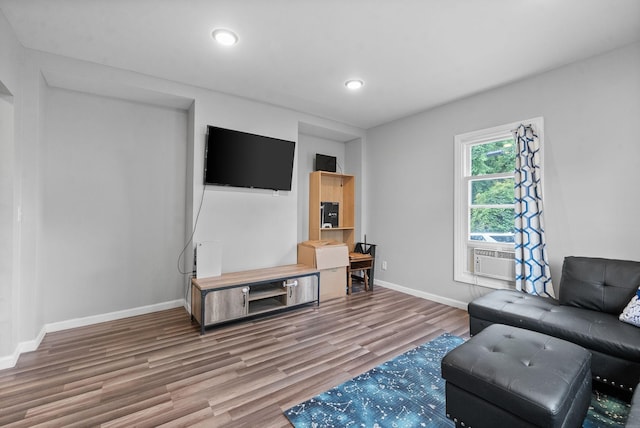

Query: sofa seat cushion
[468,289,640,361]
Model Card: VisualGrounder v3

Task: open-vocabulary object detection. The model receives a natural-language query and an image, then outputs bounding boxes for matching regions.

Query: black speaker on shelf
[315,154,337,172]
[320,202,339,228]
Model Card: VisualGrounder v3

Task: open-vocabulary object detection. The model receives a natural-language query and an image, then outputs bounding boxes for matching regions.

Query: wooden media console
[191,264,320,334]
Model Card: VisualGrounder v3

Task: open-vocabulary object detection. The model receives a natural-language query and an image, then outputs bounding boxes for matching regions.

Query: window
[454,118,544,288]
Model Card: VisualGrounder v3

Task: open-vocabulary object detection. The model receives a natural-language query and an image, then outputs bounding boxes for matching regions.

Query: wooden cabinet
[191,264,319,334]
[199,287,248,325]
[284,276,318,305]
[309,171,355,251]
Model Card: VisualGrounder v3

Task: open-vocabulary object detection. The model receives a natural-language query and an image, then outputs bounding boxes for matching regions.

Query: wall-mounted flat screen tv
[204,125,296,191]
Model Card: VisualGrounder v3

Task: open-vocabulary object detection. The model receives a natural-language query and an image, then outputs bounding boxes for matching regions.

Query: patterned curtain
[513,124,554,297]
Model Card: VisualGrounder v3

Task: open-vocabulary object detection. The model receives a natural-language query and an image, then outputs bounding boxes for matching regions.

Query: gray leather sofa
[468,256,640,393]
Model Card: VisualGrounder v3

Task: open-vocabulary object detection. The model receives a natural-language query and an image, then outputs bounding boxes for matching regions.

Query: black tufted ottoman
[441,324,592,428]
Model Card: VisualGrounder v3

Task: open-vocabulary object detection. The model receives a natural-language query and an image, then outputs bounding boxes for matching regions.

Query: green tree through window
[471,139,515,175]
[469,139,515,236]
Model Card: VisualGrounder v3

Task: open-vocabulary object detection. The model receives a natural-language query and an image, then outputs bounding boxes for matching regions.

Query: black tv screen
[204,126,296,191]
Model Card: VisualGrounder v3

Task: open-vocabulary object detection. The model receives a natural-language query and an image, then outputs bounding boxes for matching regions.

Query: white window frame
[453,117,544,289]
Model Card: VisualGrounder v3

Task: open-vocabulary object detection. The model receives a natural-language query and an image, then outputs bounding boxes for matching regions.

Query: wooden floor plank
[0,286,469,426]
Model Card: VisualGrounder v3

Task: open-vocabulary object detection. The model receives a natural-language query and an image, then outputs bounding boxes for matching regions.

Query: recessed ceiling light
[212,29,238,46]
[345,79,364,90]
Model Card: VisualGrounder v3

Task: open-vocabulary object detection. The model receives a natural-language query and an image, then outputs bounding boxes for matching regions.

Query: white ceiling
[1,0,639,129]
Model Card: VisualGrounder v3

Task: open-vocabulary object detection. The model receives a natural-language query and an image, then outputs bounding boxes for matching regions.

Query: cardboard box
[317,266,347,301]
[298,240,349,269]
[297,240,349,301]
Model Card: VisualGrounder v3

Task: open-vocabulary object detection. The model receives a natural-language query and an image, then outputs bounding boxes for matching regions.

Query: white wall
[365,42,640,305]
[41,87,188,322]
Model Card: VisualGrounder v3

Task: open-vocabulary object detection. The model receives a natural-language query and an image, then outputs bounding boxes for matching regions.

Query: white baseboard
[0,299,186,370]
[0,328,46,370]
[375,279,469,310]
[44,299,186,333]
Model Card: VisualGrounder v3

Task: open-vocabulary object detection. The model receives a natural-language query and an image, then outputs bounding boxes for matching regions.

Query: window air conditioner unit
[473,248,515,281]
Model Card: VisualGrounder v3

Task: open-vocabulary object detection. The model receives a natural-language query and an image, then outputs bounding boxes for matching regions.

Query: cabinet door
[285,276,318,306]
[204,287,249,325]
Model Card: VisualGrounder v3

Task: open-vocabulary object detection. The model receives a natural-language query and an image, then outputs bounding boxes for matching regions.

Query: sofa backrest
[559,256,640,314]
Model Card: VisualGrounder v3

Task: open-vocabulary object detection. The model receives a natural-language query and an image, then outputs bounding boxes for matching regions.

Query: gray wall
[0,10,22,358]
[2,5,638,362]
[0,90,14,355]
[296,133,347,243]
[0,10,365,364]
[296,133,366,245]
[365,42,640,305]
[345,138,364,242]
[41,87,188,322]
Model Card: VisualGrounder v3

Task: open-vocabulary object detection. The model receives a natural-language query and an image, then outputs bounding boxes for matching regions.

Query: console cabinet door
[285,276,318,305]
[204,287,248,324]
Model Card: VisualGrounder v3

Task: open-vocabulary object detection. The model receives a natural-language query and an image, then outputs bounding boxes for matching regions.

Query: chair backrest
[354,242,376,257]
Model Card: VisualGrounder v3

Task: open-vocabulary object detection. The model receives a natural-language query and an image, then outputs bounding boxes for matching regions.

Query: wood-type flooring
[0,286,469,427]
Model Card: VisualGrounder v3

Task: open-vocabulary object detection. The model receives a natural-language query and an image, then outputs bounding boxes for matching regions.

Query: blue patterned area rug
[284,333,630,427]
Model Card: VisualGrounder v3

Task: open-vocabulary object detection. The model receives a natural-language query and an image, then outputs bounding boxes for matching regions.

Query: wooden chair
[348,242,376,294]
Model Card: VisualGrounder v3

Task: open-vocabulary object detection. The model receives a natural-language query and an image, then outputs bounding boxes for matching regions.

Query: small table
[348,252,374,295]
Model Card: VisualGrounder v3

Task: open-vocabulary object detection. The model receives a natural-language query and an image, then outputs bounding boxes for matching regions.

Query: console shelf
[191,264,320,334]
[248,285,287,301]
[249,298,286,314]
